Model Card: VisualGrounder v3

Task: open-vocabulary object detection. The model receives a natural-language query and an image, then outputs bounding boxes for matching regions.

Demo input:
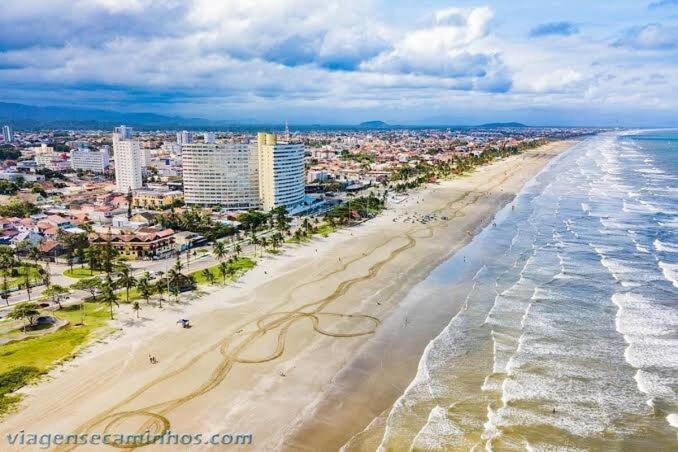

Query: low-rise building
[132,189,183,209]
[88,228,175,260]
[71,148,110,173]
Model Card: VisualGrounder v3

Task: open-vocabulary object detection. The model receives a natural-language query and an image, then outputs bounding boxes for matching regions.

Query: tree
[132,301,141,319]
[100,276,119,319]
[0,247,14,306]
[8,302,41,332]
[86,247,99,274]
[137,273,153,304]
[250,233,260,257]
[212,241,227,262]
[126,188,133,220]
[233,243,242,257]
[22,271,32,301]
[202,268,216,285]
[117,266,137,303]
[73,277,101,301]
[43,284,70,310]
[28,246,41,266]
[153,280,165,309]
[1,279,9,307]
[218,262,230,284]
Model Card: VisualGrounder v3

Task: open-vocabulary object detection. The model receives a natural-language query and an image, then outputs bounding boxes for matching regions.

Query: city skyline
[0,1,677,127]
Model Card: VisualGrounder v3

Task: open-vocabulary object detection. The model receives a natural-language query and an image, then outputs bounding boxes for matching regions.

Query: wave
[654,239,678,253]
[658,261,678,288]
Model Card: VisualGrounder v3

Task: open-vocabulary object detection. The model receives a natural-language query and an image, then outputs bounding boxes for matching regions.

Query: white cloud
[358,7,509,91]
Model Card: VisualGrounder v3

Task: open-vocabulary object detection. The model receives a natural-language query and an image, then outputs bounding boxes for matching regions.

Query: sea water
[373,132,677,450]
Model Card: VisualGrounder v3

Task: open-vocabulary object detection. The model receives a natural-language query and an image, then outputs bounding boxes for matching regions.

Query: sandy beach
[0,140,575,451]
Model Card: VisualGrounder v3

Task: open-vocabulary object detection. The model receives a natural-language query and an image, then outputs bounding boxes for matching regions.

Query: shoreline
[0,140,577,451]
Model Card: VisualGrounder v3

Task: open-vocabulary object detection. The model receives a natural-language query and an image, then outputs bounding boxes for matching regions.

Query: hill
[358,120,390,128]
[478,122,529,128]
[0,102,252,130]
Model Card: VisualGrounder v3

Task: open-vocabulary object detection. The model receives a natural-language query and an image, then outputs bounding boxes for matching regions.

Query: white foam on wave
[411,405,464,450]
[668,413,678,428]
[636,244,650,253]
[623,200,658,214]
[654,239,678,253]
[658,261,678,288]
[636,168,665,175]
[658,218,678,228]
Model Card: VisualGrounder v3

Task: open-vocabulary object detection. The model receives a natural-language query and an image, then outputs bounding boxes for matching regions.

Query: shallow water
[369,132,678,450]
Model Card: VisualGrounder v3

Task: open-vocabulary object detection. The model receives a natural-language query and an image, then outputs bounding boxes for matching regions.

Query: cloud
[613,23,678,50]
[359,7,511,92]
[529,22,579,38]
[648,0,678,9]
[0,1,676,125]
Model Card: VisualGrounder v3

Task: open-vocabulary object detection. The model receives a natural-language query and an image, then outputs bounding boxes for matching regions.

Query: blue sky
[0,0,677,126]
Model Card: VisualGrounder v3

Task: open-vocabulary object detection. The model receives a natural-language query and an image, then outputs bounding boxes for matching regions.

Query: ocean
[369,131,677,450]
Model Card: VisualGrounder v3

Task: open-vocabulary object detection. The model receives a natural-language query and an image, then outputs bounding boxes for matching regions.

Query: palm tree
[218,262,230,284]
[137,273,153,304]
[8,302,41,333]
[201,268,216,285]
[43,284,70,310]
[212,241,226,262]
[100,276,119,320]
[233,243,242,257]
[132,301,141,318]
[117,266,137,303]
[173,253,183,273]
[153,280,165,309]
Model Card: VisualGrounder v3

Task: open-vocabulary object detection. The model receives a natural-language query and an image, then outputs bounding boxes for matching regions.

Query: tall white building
[114,125,133,140]
[33,143,56,166]
[2,125,12,142]
[177,131,193,145]
[203,132,216,144]
[113,127,143,192]
[71,148,109,173]
[182,142,260,209]
[257,133,305,211]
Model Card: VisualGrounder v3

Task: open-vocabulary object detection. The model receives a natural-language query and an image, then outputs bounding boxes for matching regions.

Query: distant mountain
[0,102,256,130]
[358,120,390,128]
[477,122,529,128]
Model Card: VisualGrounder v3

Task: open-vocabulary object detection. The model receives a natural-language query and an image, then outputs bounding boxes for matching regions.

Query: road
[0,228,282,316]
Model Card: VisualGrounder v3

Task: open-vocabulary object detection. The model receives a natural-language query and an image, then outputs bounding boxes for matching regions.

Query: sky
[0,0,677,126]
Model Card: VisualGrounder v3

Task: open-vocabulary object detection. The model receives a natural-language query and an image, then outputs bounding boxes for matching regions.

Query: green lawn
[191,257,256,284]
[288,223,337,243]
[0,265,43,290]
[0,303,111,415]
[0,256,259,414]
[63,267,102,279]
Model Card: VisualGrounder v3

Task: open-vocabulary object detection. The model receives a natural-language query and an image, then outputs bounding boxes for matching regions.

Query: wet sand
[0,141,575,451]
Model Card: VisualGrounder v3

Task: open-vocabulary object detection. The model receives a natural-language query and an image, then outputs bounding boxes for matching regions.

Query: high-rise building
[177,131,193,145]
[182,142,260,209]
[114,125,133,140]
[203,132,216,144]
[113,127,143,192]
[2,125,13,142]
[71,148,110,173]
[257,132,305,211]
